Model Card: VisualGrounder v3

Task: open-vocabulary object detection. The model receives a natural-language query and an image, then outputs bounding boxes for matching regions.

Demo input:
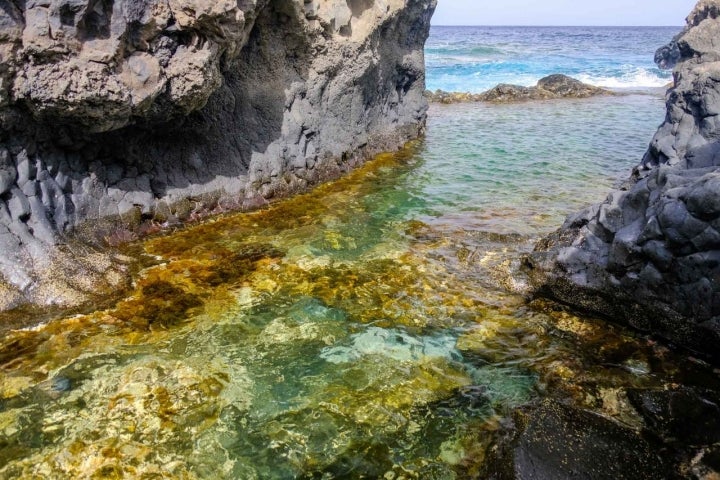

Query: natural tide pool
[2,94,719,479]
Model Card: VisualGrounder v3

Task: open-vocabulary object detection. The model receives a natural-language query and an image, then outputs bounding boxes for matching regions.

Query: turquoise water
[417,94,667,235]
[1,91,707,479]
[2,25,715,480]
[426,26,679,92]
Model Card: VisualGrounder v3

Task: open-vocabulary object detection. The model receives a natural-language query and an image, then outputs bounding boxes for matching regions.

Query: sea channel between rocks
[1,1,720,478]
[1,92,719,478]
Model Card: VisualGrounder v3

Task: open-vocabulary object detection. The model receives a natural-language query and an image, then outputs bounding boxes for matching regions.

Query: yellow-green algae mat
[0,144,713,479]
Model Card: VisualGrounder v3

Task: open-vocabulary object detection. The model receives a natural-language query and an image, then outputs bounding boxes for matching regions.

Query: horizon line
[430,24,684,28]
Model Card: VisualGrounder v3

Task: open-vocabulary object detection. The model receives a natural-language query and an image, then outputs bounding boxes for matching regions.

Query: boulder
[627,386,720,446]
[483,401,670,480]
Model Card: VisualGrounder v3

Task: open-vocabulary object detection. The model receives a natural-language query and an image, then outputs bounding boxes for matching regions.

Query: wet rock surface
[627,386,720,446]
[526,1,720,362]
[484,401,671,480]
[425,74,612,104]
[481,379,720,479]
[0,0,437,310]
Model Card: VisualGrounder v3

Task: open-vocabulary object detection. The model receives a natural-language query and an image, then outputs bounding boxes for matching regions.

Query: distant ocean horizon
[430,25,684,27]
[425,25,681,93]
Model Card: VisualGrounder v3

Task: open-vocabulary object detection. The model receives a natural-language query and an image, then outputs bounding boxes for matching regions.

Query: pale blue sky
[432,0,698,26]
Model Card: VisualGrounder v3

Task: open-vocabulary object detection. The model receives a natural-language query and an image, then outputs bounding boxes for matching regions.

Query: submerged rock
[627,386,720,446]
[526,1,720,362]
[320,326,461,364]
[0,0,437,311]
[425,74,612,104]
[484,401,671,480]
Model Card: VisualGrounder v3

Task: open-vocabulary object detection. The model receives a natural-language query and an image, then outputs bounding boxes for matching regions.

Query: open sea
[426,26,680,92]
[2,25,714,479]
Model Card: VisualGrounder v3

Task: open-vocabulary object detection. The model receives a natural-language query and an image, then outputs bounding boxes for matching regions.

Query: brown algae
[0,143,718,478]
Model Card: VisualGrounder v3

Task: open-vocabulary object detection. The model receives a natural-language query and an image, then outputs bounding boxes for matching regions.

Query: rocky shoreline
[0,2,719,478]
[0,0,437,311]
[425,74,614,104]
[526,1,720,362]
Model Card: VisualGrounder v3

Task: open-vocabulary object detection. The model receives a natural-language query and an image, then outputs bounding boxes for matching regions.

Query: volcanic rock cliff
[526,0,720,361]
[0,0,436,309]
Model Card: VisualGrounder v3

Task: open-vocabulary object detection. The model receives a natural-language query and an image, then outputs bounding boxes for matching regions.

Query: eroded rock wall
[526,0,720,360]
[0,0,436,309]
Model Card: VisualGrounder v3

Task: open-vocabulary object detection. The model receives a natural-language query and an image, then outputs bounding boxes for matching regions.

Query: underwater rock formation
[0,0,437,309]
[482,401,671,480]
[425,74,612,104]
[526,1,720,361]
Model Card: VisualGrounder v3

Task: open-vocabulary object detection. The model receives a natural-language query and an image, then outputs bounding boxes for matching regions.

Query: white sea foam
[427,26,678,93]
[429,69,670,94]
[576,68,670,89]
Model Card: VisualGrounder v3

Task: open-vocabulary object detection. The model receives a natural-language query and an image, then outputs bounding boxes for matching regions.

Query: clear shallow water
[1,94,719,478]
[418,94,668,234]
[426,26,680,92]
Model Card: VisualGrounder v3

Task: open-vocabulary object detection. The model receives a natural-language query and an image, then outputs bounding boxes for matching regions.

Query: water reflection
[0,97,718,478]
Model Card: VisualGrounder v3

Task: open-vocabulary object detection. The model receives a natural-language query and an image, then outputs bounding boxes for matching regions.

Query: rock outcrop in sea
[0,0,437,310]
[526,0,720,361]
[425,74,612,104]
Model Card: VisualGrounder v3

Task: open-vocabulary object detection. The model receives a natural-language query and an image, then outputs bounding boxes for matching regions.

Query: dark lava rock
[697,446,720,476]
[0,0,438,310]
[477,84,549,103]
[425,74,612,104]
[536,74,609,99]
[484,401,670,480]
[526,2,720,363]
[627,386,720,446]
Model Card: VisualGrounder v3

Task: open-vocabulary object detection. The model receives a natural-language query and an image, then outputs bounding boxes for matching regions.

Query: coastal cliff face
[0,0,436,309]
[526,0,720,360]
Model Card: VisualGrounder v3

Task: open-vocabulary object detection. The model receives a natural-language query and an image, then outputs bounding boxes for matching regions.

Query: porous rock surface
[526,1,720,361]
[481,401,670,480]
[425,74,612,104]
[0,0,436,309]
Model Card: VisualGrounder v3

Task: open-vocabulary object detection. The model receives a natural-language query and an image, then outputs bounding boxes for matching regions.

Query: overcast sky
[431,0,698,26]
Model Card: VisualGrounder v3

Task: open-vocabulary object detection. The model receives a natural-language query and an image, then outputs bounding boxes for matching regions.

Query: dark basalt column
[526,0,720,362]
[0,0,437,310]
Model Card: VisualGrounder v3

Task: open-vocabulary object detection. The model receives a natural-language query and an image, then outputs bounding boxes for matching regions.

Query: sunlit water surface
[426,26,677,92]
[2,94,719,479]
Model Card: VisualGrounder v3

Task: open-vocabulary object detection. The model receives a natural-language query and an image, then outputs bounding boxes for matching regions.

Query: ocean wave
[468,45,507,55]
[427,64,671,93]
[426,55,502,67]
[426,45,507,57]
[575,69,671,89]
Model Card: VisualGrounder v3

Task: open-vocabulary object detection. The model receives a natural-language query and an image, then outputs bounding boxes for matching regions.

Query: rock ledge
[425,74,613,104]
[0,0,437,311]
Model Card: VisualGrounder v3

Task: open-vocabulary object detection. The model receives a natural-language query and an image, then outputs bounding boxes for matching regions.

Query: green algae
[0,134,719,478]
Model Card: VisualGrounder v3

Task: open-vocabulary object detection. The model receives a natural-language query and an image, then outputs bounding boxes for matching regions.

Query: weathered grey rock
[0,0,437,310]
[425,74,613,104]
[526,1,720,362]
[0,147,16,195]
